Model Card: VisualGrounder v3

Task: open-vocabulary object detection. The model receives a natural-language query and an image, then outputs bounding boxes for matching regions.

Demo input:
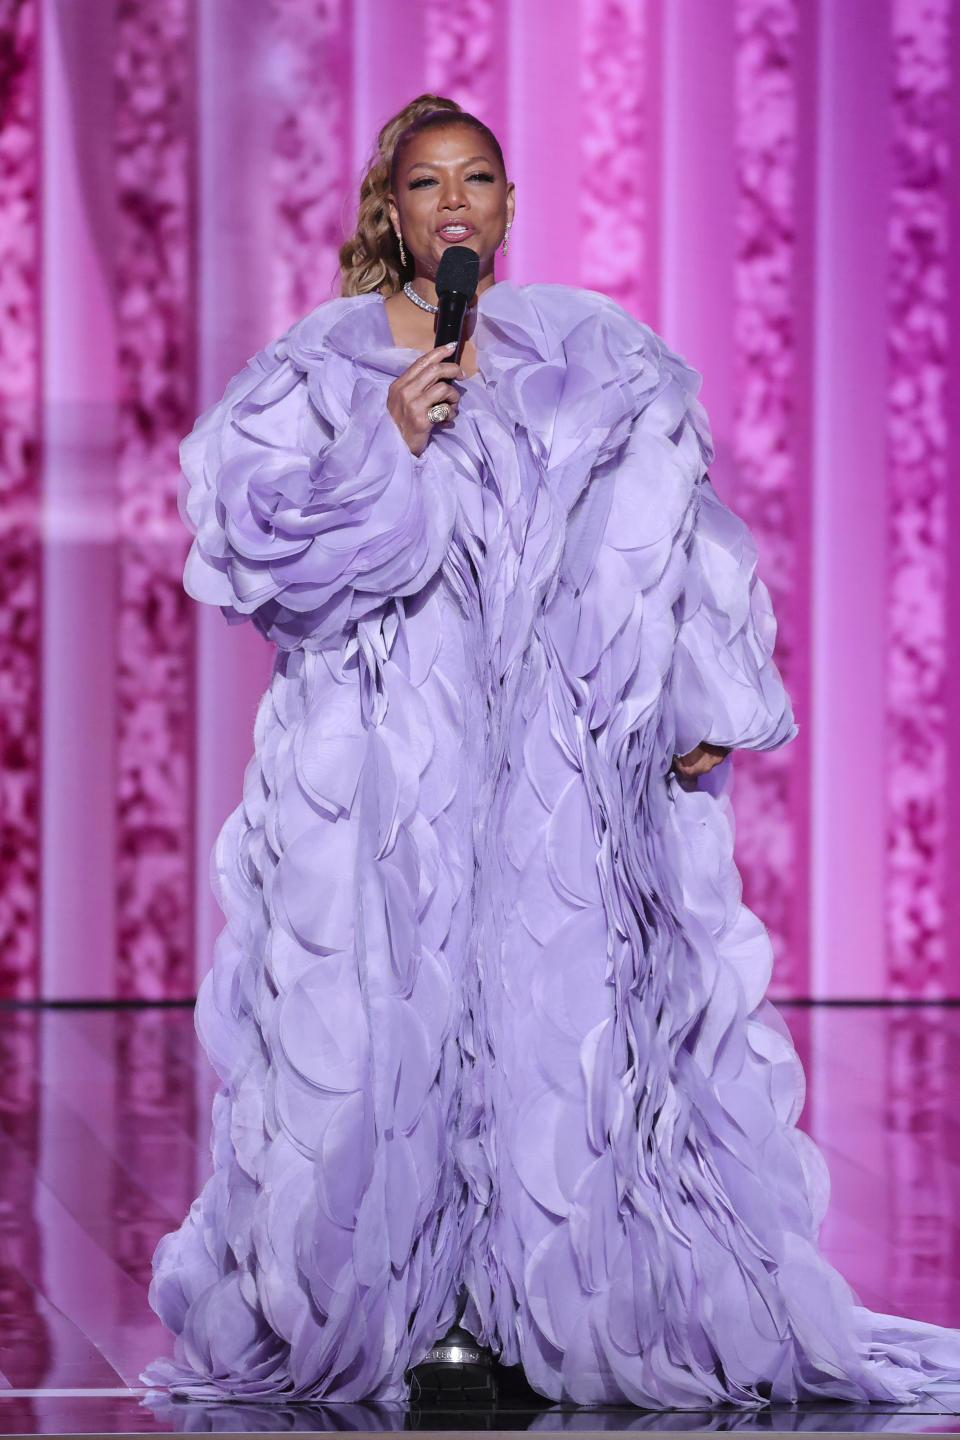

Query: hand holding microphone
[387,246,480,453]
[426,246,481,425]
[387,343,463,456]
[432,245,480,356]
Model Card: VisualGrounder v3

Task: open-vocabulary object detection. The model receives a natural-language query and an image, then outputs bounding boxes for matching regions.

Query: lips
[436,223,474,241]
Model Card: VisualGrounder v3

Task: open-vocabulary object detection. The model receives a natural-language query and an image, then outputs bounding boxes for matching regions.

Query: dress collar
[327,285,513,382]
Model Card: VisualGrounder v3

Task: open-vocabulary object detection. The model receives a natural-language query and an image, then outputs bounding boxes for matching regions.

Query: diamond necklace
[403,281,438,314]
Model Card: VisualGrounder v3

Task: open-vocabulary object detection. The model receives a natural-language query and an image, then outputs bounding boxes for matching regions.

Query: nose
[439,179,467,211]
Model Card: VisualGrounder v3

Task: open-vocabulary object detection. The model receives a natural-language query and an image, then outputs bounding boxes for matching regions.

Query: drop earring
[395,229,407,268]
[501,221,512,257]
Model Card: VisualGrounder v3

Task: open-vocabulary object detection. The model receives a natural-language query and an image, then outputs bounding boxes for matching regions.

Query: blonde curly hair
[339,95,505,298]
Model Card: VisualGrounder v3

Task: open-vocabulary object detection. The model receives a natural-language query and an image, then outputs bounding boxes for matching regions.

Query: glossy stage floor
[0,1001,958,1436]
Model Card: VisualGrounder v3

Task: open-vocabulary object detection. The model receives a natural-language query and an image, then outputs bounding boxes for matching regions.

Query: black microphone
[433,246,480,355]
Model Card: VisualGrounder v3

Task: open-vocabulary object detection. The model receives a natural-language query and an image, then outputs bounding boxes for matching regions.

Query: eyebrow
[406,156,495,172]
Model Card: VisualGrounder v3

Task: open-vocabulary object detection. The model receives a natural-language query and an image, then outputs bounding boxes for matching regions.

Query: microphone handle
[434,291,470,352]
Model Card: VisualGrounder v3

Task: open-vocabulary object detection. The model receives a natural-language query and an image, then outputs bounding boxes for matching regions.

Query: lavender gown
[144,282,960,1407]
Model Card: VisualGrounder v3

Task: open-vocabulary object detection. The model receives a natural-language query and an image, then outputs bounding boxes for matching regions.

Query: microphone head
[435,245,480,298]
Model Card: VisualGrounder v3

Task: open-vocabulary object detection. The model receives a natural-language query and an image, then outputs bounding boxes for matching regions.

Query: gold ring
[427,402,451,424]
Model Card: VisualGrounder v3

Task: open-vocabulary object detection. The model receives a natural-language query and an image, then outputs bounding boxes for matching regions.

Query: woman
[144,95,960,1408]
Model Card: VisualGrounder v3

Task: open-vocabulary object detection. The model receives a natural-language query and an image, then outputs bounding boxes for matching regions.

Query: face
[388,124,515,282]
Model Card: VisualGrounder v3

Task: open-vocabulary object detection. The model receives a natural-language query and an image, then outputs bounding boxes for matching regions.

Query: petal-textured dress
[145,282,960,1407]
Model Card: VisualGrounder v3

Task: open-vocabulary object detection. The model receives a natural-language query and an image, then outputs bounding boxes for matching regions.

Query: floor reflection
[0,1002,957,1429]
[0,1010,51,1387]
[145,1394,408,1432]
[801,1005,959,1328]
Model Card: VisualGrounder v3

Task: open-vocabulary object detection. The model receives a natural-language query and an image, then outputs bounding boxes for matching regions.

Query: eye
[409,172,494,188]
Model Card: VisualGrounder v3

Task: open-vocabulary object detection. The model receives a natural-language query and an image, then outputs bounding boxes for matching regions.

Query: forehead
[400,125,499,170]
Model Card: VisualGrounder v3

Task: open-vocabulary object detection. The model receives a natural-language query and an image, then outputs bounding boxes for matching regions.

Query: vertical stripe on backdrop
[115,0,196,998]
[193,0,276,984]
[886,0,951,997]
[579,0,655,325]
[0,0,40,997]
[731,0,810,996]
[948,0,960,997]
[40,0,118,999]
[424,0,507,139]
[811,0,892,998]
[271,0,355,329]
[660,4,818,980]
[659,0,736,430]
[506,0,582,286]
[351,3,427,189]
[194,0,359,985]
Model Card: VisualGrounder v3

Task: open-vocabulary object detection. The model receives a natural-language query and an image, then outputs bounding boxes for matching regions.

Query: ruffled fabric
[180,296,460,651]
[146,281,960,1408]
[670,479,795,756]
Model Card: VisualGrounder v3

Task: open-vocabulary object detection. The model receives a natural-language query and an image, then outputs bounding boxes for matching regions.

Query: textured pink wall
[579,0,657,323]
[886,0,951,995]
[115,0,196,998]
[191,1,276,983]
[810,0,893,998]
[270,0,354,330]
[1,0,958,998]
[730,0,811,996]
[41,0,119,999]
[0,0,40,997]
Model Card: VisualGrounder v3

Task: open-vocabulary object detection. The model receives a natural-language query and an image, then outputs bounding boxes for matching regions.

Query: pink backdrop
[2,0,958,1001]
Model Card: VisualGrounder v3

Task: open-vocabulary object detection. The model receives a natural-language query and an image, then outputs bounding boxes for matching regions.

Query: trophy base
[408,1324,498,1406]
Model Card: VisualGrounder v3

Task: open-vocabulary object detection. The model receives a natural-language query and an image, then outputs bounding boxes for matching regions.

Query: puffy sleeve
[179,333,458,648]
[670,475,797,756]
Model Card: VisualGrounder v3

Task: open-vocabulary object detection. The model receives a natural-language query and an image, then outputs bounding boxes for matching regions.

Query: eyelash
[409,172,495,189]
